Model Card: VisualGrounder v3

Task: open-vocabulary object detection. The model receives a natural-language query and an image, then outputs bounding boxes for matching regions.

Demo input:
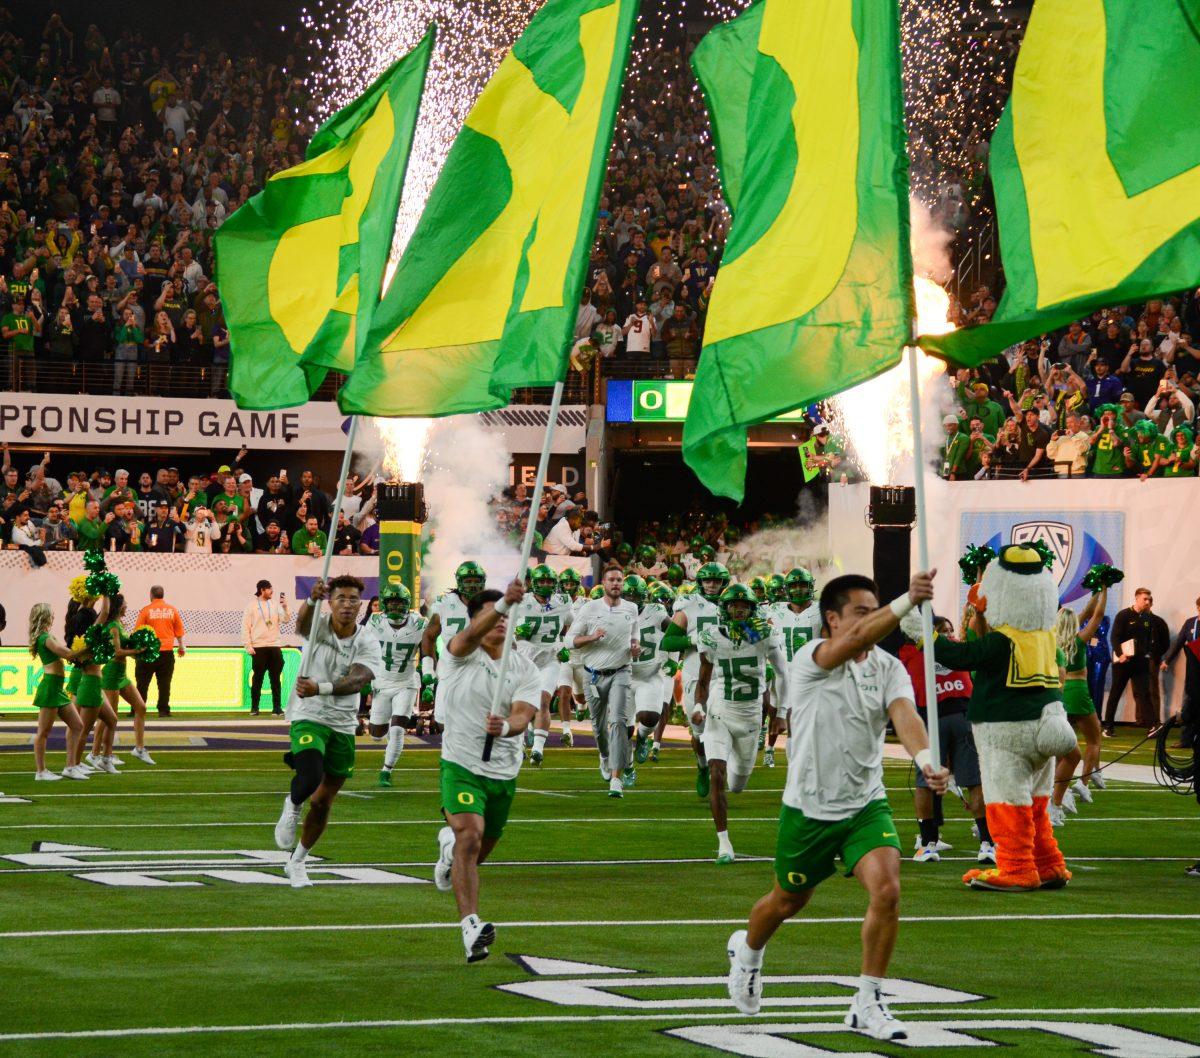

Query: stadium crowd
[936,294,1200,480]
[0,442,381,561]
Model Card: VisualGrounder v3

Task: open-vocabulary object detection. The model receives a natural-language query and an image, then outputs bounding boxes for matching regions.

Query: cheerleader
[28,603,87,781]
[98,594,156,765]
[69,596,120,775]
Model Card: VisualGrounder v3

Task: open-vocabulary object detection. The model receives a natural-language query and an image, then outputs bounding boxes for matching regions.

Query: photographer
[144,500,186,553]
[1144,378,1194,436]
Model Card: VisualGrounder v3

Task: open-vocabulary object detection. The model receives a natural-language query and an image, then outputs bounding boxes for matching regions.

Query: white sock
[858,974,882,999]
[651,739,661,751]
[533,729,548,752]
[637,722,654,740]
[717,830,734,855]
[562,719,573,734]
[384,725,405,769]
[737,939,764,969]
[290,842,309,864]
[609,776,622,791]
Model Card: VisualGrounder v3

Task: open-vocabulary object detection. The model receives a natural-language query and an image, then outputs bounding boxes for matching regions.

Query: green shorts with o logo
[439,759,517,839]
[289,720,356,779]
[775,798,901,892]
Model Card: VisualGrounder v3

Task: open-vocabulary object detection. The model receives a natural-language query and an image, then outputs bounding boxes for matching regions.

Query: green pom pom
[83,623,115,666]
[86,570,121,598]
[514,622,534,641]
[958,544,997,585]
[127,627,160,664]
[556,648,570,663]
[82,549,108,574]
[1083,564,1125,592]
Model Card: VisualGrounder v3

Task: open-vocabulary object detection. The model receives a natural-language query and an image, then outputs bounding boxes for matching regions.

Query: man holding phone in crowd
[244,579,292,716]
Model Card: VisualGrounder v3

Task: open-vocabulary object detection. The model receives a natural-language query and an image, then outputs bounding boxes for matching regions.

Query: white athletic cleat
[283,859,314,888]
[108,754,124,766]
[1091,770,1107,790]
[599,758,612,783]
[608,777,623,799]
[716,850,735,865]
[62,765,90,780]
[560,728,573,748]
[1048,803,1067,827]
[912,844,940,863]
[977,841,997,864]
[434,826,456,892]
[530,748,543,767]
[131,746,156,765]
[274,795,301,851]
[934,838,953,852]
[34,770,62,782]
[94,757,118,775]
[763,747,775,768]
[845,988,908,1041]
[85,752,102,769]
[1061,787,1078,815]
[725,930,761,1015]
[1071,779,1093,804]
[462,918,495,963]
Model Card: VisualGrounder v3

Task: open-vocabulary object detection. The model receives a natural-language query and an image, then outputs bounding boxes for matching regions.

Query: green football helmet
[696,561,731,602]
[650,583,675,607]
[530,563,557,600]
[636,544,657,566]
[663,564,685,587]
[558,567,582,599]
[723,526,740,546]
[697,544,717,563]
[455,561,487,600]
[690,536,706,555]
[785,567,815,605]
[677,582,698,598]
[749,576,768,602]
[766,573,787,603]
[719,582,757,623]
[380,583,412,623]
[621,574,648,609]
[615,542,634,565]
[589,585,605,600]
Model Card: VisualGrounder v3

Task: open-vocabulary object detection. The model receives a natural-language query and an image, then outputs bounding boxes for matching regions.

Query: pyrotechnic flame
[374,418,432,483]
[831,276,954,486]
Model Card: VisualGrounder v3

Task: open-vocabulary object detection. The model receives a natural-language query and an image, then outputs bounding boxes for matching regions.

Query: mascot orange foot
[961,802,1057,892]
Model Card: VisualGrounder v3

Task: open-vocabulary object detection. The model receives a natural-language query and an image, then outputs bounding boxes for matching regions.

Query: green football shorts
[439,759,517,839]
[774,798,902,892]
[289,720,356,778]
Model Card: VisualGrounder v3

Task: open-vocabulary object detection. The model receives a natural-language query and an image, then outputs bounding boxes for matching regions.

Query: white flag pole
[297,414,361,681]
[482,381,565,761]
[906,330,940,770]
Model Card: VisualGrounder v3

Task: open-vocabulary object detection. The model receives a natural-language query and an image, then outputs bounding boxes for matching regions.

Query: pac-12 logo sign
[1011,521,1073,584]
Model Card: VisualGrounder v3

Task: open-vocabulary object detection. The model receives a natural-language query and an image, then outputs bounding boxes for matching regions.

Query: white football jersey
[430,591,469,645]
[513,593,574,667]
[770,603,823,664]
[632,602,670,680]
[698,622,784,715]
[674,593,720,680]
[368,612,426,687]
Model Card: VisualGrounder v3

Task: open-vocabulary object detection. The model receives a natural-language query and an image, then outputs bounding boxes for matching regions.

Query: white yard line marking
[1,853,1190,877]
[2,912,1197,941]
[1,1006,1198,1042]
[0,814,1191,831]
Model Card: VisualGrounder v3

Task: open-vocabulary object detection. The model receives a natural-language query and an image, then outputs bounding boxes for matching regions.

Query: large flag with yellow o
[339,0,639,418]
[217,28,434,409]
[683,0,913,502]
[921,0,1200,362]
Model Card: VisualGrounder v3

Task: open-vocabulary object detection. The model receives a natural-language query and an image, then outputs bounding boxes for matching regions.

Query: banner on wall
[0,647,303,713]
[958,509,1125,617]
[0,393,587,454]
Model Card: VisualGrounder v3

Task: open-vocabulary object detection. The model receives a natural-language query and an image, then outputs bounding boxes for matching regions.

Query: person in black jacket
[1103,588,1171,734]
[143,500,187,553]
[1162,597,1200,749]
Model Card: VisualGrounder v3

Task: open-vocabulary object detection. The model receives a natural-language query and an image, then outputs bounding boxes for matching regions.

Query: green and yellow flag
[217,28,434,410]
[683,0,912,501]
[339,0,639,418]
[922,0,1200,363]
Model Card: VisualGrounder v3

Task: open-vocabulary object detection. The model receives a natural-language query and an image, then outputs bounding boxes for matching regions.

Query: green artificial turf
[0,742,1196,1057]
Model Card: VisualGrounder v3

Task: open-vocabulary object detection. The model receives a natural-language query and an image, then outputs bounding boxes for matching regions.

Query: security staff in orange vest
[134,586,186,716]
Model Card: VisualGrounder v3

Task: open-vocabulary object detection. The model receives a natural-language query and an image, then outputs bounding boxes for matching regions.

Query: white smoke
[420,416,521,599]
[909,196,955,287]
[735,522,842,587]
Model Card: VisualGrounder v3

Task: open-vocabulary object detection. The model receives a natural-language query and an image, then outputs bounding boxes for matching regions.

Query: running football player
[763,569,823,767]
[421,561,487,721]
[694,584,786,863]
[513,564,574,766]
[624,575,673,767]
[368,584,426,787]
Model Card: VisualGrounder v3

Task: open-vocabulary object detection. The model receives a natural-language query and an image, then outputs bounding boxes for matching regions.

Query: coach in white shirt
[572,566,641,797]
